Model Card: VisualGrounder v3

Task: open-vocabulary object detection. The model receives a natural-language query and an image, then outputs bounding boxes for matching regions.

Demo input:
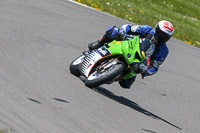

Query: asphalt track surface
[0,0,200,133]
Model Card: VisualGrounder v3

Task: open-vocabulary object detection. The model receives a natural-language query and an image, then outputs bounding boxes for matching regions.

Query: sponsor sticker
[97,46,111,56]
[127,53,132,58]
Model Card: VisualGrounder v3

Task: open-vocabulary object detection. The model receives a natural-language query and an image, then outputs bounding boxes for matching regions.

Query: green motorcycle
[70,36,155,88]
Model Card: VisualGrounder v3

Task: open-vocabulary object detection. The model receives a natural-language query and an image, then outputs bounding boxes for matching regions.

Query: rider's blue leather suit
[104,24,169,88]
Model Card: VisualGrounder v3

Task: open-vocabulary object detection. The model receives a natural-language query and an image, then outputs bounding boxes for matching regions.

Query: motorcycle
[69,36,155,88]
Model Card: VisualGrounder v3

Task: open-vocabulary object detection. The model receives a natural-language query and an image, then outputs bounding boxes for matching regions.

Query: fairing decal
[81,47,111,77]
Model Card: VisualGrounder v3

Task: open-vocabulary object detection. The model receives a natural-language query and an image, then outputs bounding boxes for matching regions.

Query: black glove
[131,62,147,74]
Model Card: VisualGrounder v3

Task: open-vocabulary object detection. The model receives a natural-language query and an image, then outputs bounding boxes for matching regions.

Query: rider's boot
[88,34,109,50]
[83,40,103,56]
[88,40,104,50]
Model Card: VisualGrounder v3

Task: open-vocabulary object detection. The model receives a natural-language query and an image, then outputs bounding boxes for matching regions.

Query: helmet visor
[156,28,172,43]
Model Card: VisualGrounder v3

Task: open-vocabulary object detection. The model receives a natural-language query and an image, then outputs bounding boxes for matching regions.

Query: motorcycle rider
[88,20,174,89]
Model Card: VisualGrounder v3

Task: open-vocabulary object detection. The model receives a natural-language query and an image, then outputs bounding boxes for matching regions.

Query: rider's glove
[131,62,147,74]
[139,63,147,72]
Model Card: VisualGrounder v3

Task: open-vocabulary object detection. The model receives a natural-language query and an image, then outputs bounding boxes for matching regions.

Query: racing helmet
[155,20,174,43]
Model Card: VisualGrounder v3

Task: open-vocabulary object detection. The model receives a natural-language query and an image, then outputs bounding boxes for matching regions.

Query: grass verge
[74,0,200,47]
[0,130,6,133]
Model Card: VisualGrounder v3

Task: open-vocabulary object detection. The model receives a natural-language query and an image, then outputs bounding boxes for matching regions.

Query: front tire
[85,63,124,87]
[69,55,85,76]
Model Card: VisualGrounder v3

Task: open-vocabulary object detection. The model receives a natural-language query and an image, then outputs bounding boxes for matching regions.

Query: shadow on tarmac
[71,74,182,130]
[90,86,182,130]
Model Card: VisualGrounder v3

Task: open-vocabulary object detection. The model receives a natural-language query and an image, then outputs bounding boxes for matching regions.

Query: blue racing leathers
[120,24,155,40]
[144,42,168,77]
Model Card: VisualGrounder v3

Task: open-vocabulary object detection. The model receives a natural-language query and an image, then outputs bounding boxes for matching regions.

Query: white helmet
[155,20,174,43]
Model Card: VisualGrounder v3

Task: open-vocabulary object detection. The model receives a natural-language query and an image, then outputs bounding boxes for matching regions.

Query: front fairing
[106,37,144,63]
[80,46,112,77]
[106,37,144,79]
[80,36,145,80]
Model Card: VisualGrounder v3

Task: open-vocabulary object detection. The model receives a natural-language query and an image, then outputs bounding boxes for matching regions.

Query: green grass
[75,0,200,47]
[0,130,6,133]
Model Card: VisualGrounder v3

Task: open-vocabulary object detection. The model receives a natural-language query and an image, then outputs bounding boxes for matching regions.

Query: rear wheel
[85,60,124,87]
[69,55,85,76]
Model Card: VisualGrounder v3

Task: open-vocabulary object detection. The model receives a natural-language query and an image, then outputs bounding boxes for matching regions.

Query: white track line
[67,0,126,20]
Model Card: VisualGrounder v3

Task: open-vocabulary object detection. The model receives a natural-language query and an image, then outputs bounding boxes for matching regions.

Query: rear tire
[85,63,124,87]
[69,55,85,76]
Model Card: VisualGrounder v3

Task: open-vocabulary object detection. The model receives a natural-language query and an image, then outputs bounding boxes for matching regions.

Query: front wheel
[69,55,85,76]
[85,62,124,87]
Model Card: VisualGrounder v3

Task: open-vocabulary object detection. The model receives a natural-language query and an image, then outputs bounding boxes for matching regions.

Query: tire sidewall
[85,63,124,87]
[69,55,85,76]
